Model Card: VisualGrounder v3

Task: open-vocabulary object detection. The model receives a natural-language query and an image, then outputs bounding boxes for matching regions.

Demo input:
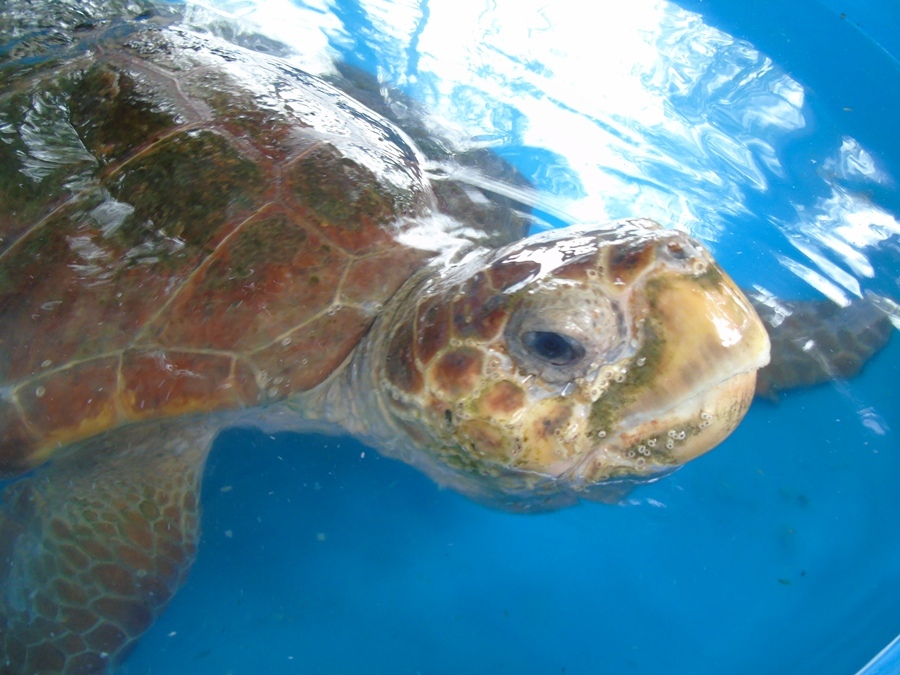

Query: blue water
[121,0,900,672]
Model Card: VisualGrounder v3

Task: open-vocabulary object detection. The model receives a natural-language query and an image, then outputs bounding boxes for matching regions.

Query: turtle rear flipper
[0,418,217,673]
[752,296,893,401]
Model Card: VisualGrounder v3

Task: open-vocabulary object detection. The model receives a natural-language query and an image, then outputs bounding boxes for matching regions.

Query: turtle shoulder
[0,24,445,474]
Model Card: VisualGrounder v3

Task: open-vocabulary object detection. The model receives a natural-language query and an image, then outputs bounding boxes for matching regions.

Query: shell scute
[119,29,215,73]
[70,62,181,165]
[16,356,119,451]
[107,128,268,250]
[148,207,345,351]
[284,144,423,255]
[0,199,199,383]
[119,350,240,419]
[248,306,372,394]
[340,247,432,307]
[179,68,298,161]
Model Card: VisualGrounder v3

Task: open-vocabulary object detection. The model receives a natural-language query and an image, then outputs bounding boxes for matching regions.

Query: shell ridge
[246,303,334,356]
[131,201,276,346]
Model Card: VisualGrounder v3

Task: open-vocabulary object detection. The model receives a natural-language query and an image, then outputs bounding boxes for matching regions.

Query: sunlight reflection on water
[183,0,898,319]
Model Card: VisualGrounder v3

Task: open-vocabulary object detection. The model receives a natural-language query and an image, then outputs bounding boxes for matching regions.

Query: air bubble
[699,421,711,429]
[668,430,677,438]
[636,457,645,466]
[700,411,712,421]
[628,451,635,458]
[677,431,686,440]
[646,438,657,448]
[281,337,292,346]
[596,430,606,438]
[666,439,675,450]
[35,386,46,398]
[614,371,626,383]
[636,357,647,367]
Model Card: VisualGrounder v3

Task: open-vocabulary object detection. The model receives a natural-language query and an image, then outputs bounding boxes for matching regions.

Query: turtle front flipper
[0,418,218,674]
[751,296,893,401]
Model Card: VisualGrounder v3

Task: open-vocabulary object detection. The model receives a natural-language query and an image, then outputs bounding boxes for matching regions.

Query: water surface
[97,0,900,672]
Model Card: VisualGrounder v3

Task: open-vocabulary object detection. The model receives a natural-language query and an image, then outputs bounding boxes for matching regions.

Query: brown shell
[0,25,459,474]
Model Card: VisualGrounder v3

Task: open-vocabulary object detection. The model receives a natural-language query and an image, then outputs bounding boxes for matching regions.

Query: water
[28,0,893,672]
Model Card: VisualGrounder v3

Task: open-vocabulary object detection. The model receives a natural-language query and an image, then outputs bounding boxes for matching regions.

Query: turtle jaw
[568,267,772,486]
[568,369,759,492]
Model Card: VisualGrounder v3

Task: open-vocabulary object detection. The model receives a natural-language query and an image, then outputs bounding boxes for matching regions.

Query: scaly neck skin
[297,262,433,457]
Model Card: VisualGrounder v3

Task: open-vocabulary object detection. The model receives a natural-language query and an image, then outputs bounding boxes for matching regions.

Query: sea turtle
[0,9,891,674]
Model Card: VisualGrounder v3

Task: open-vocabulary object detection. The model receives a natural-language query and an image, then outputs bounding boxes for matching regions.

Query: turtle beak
[580,265,771,483]
[628,271,769,446]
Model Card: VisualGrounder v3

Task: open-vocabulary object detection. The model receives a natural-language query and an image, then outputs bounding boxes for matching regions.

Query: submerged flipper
[751,296,893,401]
[0,418,218,674]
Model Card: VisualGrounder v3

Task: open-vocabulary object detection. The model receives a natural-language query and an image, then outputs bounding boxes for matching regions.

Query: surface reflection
[184,0,897,329]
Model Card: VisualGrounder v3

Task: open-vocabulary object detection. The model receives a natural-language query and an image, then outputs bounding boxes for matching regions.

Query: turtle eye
[521,331,585,366]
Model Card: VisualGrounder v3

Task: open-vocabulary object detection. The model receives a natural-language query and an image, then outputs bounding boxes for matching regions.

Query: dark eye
[521,331,585,366]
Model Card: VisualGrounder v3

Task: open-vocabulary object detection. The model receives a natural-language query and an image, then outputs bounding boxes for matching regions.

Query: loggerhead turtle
[0,10,890,674]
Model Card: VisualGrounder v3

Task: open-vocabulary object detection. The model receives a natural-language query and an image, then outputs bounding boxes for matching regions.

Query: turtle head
[378,219,770,510]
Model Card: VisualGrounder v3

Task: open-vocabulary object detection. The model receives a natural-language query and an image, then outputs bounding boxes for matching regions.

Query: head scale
[377,219,770,511]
